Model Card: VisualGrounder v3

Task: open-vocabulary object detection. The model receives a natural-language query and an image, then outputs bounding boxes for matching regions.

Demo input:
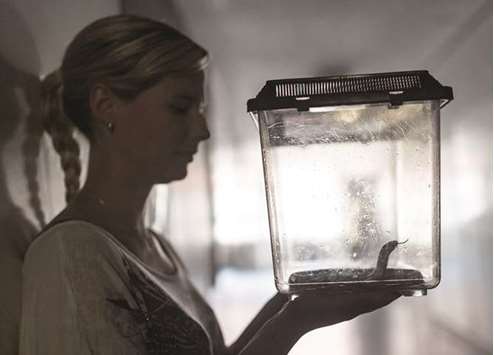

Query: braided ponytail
[40,70,81,204]
[22,79,47,228]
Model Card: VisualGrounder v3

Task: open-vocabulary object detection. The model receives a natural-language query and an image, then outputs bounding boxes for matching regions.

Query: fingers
[292,289,400,305]
[282,290,402,332]
[347,291,401,316]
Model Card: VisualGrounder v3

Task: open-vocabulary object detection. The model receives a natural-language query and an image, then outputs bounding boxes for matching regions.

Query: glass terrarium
[247,71,453,296]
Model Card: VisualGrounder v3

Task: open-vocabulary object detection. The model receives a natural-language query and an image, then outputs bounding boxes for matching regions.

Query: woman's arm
[227,295,302,355]
[227,291,400,355]
[226,293,298,355]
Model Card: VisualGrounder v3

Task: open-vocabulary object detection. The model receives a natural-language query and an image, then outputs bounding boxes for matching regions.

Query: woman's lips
[176,151,195,162]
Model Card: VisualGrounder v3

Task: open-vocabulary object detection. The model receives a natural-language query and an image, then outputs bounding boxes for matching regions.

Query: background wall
[0,1,120,353]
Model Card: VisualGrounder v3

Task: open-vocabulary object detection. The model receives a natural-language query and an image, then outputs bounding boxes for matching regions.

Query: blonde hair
[41,15,208,203]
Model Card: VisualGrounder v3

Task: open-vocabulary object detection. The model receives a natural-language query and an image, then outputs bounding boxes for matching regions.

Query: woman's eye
[169,104,189,115]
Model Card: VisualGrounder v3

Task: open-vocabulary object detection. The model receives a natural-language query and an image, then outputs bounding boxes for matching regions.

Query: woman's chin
[159,166,188,184]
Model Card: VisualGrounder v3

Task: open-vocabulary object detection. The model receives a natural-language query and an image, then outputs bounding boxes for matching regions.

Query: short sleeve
[19,224,145,355]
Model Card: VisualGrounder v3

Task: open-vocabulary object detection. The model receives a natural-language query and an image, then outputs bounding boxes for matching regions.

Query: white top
[20,220,224,355]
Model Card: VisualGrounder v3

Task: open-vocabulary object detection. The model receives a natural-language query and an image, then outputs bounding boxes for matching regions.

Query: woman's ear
[89,83,120,123]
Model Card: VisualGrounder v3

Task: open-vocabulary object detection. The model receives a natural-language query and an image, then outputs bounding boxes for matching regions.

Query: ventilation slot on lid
[274,74,422,98]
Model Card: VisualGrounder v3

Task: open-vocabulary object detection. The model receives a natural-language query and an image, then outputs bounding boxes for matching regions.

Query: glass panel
[258,101,440,293]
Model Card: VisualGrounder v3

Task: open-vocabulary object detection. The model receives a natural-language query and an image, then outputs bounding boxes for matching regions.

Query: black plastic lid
[247,70,453,112]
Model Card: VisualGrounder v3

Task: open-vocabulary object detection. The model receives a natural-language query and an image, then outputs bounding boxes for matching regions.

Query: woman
[20,14,400,355]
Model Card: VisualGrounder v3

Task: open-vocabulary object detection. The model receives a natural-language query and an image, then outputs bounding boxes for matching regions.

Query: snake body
[366,239,408,280]
[288,239,412,286]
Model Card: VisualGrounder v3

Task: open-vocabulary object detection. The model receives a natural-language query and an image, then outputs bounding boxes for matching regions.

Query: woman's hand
[232,290,400,355]
[281,290,401,334]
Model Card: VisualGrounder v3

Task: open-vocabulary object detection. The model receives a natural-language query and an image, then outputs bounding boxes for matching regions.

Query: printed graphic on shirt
[106,256,210,355]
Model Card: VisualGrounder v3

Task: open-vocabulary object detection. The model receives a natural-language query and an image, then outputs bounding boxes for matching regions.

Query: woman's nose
[189,113,210,142]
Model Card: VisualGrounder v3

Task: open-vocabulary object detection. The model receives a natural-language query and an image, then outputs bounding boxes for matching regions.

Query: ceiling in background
[175,0,491,147]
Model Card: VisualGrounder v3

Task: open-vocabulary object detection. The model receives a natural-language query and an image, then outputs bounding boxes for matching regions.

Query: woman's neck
[60,147,155,249]
[75,184,150,231]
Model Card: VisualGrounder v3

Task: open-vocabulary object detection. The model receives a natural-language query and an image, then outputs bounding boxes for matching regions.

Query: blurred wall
[0,1,120,353]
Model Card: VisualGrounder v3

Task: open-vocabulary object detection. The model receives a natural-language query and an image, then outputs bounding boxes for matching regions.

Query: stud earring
[105,121,114,133]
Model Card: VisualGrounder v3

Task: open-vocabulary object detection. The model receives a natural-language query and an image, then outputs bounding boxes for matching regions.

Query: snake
[288,238,411,286]
[366,239,408,280]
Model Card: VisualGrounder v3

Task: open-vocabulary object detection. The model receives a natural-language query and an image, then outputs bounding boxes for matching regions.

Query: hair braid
[41,70,81,204]
[22,78,46,228]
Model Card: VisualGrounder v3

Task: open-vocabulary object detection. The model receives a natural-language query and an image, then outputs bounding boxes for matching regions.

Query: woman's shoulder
[24,220,124,271]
